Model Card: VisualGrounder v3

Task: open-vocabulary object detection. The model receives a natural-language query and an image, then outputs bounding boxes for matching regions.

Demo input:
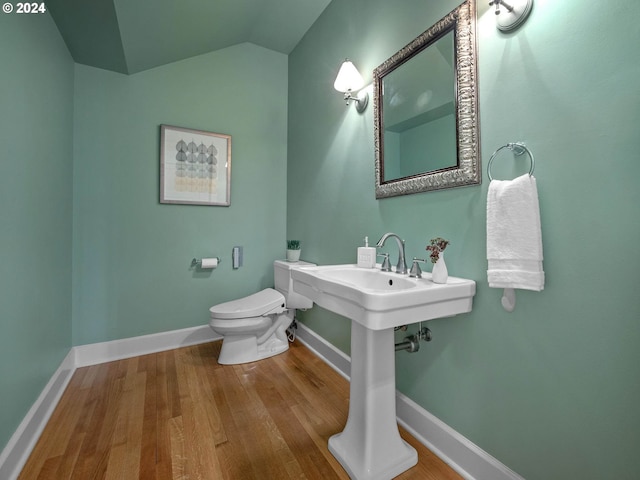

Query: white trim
[295,322,524,480]
[295,322,351,380]
[74,325,221,367]
[0,325,221,480]
[396,393,525,480]
[0,349,76,480]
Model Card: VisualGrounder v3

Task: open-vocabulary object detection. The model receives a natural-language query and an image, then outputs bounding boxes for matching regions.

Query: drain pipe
[395,325,432,353]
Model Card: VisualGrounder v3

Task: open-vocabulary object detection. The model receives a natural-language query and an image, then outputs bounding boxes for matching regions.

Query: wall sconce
[489,0,533,31]
[333,59,369,113]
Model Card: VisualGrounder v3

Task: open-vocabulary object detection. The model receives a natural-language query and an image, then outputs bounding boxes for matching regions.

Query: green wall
[2,2,639,478]
[0,13,74,452]
[288,1,640,479]
[73,43,288,345]
[0,22,288,455]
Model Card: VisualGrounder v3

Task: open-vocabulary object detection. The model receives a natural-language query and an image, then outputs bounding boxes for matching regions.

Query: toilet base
[216,312,293,365]
[218,334,289,365]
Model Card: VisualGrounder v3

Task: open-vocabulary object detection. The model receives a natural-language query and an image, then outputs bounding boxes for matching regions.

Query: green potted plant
[286,240,301,262]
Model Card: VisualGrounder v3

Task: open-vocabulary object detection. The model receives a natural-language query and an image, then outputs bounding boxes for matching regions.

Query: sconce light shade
[334,60,365,93]
[334,59,368,113]
[489,0,533,31]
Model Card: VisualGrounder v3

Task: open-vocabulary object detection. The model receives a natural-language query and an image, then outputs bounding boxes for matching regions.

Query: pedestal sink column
[329,322,417,480]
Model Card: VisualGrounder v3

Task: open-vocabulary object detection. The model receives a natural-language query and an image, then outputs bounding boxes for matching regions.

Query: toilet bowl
[209,260,315,364]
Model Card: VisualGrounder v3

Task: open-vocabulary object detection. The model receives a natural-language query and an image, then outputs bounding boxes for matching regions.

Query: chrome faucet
[376,233,408,274]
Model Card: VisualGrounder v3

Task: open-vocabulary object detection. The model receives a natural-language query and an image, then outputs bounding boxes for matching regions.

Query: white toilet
[209,260,315,365]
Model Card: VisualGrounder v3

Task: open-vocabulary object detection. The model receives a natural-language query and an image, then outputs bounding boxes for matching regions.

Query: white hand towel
[487,173,544,291]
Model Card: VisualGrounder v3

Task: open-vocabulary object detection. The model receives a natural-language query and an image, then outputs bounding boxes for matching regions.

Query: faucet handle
[409,258,426,278]
[377,253,391,272]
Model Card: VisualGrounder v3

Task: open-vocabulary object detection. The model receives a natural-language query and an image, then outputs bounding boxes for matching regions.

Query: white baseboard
[0,349,76,480]
[0,325,221,480]
[74,325,221,367]
[295,322,524,480]
[293,321,351,380]
[396,394,524,480]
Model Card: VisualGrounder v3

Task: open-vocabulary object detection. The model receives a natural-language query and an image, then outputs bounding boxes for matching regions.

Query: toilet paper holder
[191,257,221,268]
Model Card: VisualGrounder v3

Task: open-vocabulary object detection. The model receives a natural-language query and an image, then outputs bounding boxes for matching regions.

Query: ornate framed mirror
[374,0,479,198]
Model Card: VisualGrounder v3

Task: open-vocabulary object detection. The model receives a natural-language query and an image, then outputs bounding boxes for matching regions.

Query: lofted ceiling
[47,0,332,74]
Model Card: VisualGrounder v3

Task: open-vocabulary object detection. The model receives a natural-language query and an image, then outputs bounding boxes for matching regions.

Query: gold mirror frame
[374,0,479,198]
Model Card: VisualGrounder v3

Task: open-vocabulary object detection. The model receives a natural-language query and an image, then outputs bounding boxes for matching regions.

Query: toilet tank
[274,260,315,309]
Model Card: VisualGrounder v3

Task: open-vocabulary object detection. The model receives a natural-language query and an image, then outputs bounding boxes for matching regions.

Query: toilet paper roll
[200,258,218,269]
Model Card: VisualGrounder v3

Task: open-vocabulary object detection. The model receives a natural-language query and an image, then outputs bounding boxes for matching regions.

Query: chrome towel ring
[487,142,535,181]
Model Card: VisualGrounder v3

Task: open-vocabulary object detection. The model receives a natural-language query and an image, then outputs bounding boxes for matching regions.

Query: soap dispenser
[357,237,377,268]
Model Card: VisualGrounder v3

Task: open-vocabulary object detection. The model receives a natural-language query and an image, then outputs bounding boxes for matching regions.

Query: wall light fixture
[333,59,369,113]
[489,0,533,31]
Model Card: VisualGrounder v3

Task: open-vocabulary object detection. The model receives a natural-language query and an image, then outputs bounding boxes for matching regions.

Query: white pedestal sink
[291,265,476,480]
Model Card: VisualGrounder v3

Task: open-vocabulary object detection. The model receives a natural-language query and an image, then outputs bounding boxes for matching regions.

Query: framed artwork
[160,124,231,206]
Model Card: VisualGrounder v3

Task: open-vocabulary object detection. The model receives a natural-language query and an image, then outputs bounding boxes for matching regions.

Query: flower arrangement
[426,237,449,263]
[287,240,301,250]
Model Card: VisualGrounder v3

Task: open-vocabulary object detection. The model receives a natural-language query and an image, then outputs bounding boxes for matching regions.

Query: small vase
[286,249,301,262]
[432,252,448,284]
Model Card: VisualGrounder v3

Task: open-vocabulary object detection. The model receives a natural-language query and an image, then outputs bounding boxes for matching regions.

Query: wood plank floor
[19,340,462,479]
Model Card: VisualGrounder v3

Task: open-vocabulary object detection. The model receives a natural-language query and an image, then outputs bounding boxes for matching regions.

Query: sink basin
[291,264,476,330]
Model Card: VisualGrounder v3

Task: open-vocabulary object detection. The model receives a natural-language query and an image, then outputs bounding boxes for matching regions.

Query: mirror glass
[382,30,456,181]
[374,0,479,198]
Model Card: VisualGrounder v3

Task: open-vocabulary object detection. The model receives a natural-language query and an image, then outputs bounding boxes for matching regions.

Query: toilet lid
[209,288,285,319]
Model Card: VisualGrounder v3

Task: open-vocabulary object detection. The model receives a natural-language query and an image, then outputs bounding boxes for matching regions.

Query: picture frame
[160,124,231,206]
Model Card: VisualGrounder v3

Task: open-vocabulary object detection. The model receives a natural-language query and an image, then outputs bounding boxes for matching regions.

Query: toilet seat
[209,316,272,334]
[209,288,286,320]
